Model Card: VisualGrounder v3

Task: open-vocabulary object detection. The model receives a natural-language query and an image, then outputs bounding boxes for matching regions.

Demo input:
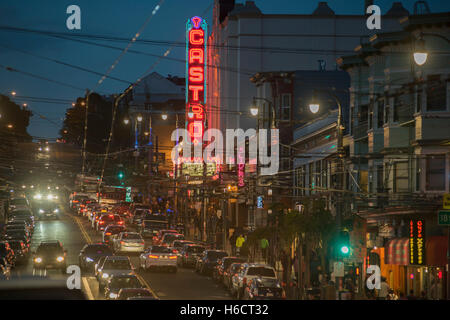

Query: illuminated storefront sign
[409,219,426,265]
[186,16,207,146]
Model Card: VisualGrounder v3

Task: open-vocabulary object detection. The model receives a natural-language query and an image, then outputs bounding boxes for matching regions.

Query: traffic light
[118,171,124,180]
[336,230,351,257]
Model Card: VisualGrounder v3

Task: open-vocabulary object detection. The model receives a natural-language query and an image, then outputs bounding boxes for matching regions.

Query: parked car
[0,241,16,268]
[230,263,278,299]
[113,232,145,254]
[7,240,29,265]
[96,256,134,291]
[78,243,113,272]
[139,245,178,273]
[0,257,11,280]
[223,263,244,290]
[243,277,286,300]
[213,257,246,283]
[8,197,30,212]
[196,250,228,275]
[32,240,67,273]
[102,225,126,244]
[104,274,143,299]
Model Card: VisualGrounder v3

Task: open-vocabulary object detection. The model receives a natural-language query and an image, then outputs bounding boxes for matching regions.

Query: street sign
[443,194,450,209]
[438,210,450,226]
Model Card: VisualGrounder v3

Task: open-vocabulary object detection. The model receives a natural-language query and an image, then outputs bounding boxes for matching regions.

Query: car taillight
[105,232,111,235]
[173,249,178,254]
[169,256,177,260]
[120,241,125,244]
[149,255,159,259]
[99,221,104,224]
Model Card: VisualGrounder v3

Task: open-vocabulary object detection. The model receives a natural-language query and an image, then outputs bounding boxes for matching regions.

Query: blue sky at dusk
[0,0,449,139]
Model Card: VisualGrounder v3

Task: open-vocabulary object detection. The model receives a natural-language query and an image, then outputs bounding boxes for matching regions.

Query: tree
[0,95,33,142]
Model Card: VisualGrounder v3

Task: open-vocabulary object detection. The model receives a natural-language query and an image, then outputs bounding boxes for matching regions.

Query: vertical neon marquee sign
[186,16,207,147]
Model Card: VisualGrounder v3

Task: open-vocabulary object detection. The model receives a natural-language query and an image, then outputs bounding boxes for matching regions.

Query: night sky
[0,0,449,139]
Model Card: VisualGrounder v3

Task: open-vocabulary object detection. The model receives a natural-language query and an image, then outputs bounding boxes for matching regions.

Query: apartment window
[309,163,314,192]
[415,158,421,192]
[426,155,445,191]
[281,93,291,121]
[426,77,446,111]
[394,161,409,193]
[368,101,374,129]
[322,160,328,189]
[302,165,306,196]
[377,99,384,128]
[416,88,422,113]
[384,100,390,124]
[360,170,368,193]
[393,96,400,122]
[315,160,322,190]
[376,165,384,192]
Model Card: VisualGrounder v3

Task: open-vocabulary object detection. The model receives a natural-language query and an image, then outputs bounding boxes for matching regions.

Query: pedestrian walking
[260,237,269,262]
[235,234,245,256]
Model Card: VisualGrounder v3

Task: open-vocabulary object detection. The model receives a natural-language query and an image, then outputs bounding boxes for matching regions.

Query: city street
[11,205,230,300]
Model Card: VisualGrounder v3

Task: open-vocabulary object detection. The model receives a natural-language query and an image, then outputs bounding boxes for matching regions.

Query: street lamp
[251,97,275,128]
[413,33,450,66]
[250,107,259,117]
[123,118,130,125]
[7,124,13,129]
[137,115,143,122]
[161,113,168,120]
[11,91,16,96]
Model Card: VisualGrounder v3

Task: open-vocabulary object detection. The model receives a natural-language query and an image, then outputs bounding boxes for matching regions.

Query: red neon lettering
[189,48,204,64]
[189,29,204,45]
[190,104,204,120]
[189,66,204,82]
[189,85,203,101]
[188,122,203,138]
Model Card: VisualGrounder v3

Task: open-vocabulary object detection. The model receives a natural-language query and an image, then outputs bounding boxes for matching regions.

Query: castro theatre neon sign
[186,16,207,146]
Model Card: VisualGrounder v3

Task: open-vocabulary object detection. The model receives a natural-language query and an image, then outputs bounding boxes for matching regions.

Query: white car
[231,263,278,299]
[113,232,145,253]
[139,245,177,273]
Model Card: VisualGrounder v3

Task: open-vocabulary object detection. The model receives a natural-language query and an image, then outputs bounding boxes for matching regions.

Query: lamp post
[413,32,450,66]
[309,89,345,228]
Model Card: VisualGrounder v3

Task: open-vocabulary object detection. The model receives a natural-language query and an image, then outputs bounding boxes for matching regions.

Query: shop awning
[426,235,448,266]
[385,238,409,265]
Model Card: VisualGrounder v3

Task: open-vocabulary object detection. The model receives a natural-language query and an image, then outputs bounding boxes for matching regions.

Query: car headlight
[102,273,109,279]
[39,209,44,213]
[34,194,42,200]
[35,257,42,263]
[109,293,118,299]
[85,257,94,263]
[54,208,59,213]
[47,194,53,200]
[56,256,64,262]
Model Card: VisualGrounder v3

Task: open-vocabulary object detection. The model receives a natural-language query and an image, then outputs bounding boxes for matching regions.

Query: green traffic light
[118,172,124,179]
[340,245,349,254]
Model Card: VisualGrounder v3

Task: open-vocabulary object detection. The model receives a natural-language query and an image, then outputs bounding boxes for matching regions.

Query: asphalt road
[11,203,231,300]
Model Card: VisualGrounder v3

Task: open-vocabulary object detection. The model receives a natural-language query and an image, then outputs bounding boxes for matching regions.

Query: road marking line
[70,213,92,244]
[82,276,95,300]
[136,273,159,300]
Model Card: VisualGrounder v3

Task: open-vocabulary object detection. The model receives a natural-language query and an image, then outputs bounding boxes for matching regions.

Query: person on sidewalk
[235,234,245,256]
[260,238,269,262]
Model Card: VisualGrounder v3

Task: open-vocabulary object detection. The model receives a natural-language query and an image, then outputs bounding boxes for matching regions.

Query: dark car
[180,244,205,268]
[243,277,286,300]
[140,219,168,238]
[7,216,34,232]
[9,209,34,225]
[7,240,29,265]
[117,288,156,300]
[33,240,67,272]
[213,257,246,283]
[6,220,32,234]
[4,225,31,238]
[36,202,60,220]
[160,233,184,247]
[103,225,126,244]
[223,263,244,290]
[79,243,113,272]
[104,274,144,299]
[197,250,228,275]
[3,230,30,247]
[0,242,15,267]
